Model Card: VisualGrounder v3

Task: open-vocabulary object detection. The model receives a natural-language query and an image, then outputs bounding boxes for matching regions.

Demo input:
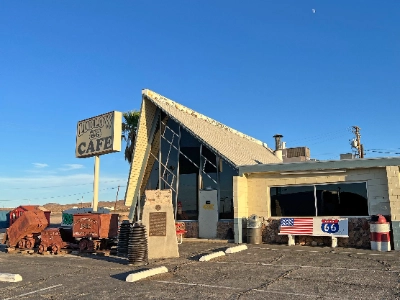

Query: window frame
[270,181,369,218]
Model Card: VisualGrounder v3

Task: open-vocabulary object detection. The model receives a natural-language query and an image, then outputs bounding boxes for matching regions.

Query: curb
[126,266,168,282]
[0,273,23,282]
[225,245,248,254]
[199,251,226,261]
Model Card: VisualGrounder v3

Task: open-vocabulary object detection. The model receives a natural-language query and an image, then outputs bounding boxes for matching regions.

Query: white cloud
[32,163,48,168]
[59,164,85,171]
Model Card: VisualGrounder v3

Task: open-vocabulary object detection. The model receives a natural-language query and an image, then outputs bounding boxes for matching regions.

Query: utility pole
[114,185,120,211]
[352,126,364,158]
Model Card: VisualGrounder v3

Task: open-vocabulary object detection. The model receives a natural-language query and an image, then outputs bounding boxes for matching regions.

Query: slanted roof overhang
[239,157,400,176]
[142,89,281,167]
[143,93,238,168]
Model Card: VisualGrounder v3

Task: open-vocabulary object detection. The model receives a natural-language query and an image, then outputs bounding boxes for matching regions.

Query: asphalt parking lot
[0,241,399,300]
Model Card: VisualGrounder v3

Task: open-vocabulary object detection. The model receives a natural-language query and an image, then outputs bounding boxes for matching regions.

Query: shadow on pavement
[75,252,130,265]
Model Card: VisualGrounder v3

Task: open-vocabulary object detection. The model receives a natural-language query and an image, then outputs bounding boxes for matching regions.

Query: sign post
[75,111,122,210]
[93,155,100,212]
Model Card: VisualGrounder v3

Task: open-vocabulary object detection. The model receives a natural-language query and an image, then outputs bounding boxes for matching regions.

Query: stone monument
[142,189,179,259]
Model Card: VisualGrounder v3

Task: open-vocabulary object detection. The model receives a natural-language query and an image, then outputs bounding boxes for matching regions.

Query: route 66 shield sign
[321,219,339,234]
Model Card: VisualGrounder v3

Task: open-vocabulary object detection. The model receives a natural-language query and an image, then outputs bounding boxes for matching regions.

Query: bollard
[370,214,391,252]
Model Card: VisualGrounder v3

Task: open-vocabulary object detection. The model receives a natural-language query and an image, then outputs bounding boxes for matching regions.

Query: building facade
[124,89,400,248]
[235,158,400,247]
[124,89,281,239]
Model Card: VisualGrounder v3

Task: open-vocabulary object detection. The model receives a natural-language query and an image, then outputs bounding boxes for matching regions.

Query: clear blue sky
[1,1,399,207]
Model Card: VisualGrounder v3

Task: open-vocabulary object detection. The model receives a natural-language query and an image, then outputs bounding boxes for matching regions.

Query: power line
[365,149,400,155]
[0,186,126,202]
[0,180,126,190]
[289,127,352,144]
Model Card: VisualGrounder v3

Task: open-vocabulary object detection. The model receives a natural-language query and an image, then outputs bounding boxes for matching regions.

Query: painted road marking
[259,248,397,256]
[3,284,63,300]
[155,280,344,299]
[215,261,399,273]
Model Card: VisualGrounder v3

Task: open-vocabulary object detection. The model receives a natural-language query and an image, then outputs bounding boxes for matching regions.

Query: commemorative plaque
[149,212,167,236]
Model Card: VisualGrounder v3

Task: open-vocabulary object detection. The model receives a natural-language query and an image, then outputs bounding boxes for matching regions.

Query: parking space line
[3,284,63,300]
[259,248,397,257]
[252,288,343,299]
[155,280,241,291]
[215,261,399,273]
[155,280,330,298]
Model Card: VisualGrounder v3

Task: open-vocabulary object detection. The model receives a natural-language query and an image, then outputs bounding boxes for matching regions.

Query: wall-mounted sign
[279,217,348,237]
[75,111,122,158]
[313,218,348,237]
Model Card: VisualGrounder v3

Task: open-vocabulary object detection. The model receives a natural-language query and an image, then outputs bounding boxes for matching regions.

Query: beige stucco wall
[233,175,248,219]
[386,166,400,220]
[125,98,158,206]
[234,167,399,219]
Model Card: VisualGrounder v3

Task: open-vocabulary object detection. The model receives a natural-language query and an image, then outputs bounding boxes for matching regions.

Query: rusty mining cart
[38,227,77,255]
[3,210,49,250]
[2,211,119,255]
[72,213,119,252]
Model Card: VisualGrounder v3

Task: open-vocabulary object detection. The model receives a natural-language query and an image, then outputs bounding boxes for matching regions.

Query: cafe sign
[75,111,122,158]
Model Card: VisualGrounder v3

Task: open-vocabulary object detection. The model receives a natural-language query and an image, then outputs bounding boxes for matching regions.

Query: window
[271,182,368,217]
[219,160,238,219]
[176,128,201,220]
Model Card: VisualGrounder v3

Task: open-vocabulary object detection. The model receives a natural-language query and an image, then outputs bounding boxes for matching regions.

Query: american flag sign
[279,218,314,235]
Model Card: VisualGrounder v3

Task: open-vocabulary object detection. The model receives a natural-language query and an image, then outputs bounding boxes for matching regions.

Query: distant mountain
[43,200,130,212]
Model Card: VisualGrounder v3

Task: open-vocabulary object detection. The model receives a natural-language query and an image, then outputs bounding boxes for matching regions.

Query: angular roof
[143,89,281,166]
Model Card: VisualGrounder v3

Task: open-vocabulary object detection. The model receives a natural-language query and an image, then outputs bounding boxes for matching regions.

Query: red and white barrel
[370,215,391,251]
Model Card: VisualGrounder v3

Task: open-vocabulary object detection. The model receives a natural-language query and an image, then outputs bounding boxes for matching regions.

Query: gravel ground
[0,242,399,300]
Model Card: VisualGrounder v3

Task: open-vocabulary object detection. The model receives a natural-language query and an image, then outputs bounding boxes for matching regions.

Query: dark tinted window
[271,182,368,217]
[271,186,315,216]
[316,183,368,216]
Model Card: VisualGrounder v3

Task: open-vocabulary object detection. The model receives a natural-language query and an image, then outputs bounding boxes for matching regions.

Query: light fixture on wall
[279,170,347,175]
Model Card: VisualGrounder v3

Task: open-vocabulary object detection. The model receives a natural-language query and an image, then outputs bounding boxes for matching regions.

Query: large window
[271,182,368,217]
[176,128,200,220]
[219,160,238,219]
[141,117,237,221]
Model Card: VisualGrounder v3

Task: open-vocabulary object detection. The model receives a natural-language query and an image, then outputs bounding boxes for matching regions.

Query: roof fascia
[239,157,400,176]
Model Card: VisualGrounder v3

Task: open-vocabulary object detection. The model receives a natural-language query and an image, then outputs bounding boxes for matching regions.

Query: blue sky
[1,1,399,207]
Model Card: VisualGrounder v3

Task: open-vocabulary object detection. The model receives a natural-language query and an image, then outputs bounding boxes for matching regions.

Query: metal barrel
[247,227,262,244]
